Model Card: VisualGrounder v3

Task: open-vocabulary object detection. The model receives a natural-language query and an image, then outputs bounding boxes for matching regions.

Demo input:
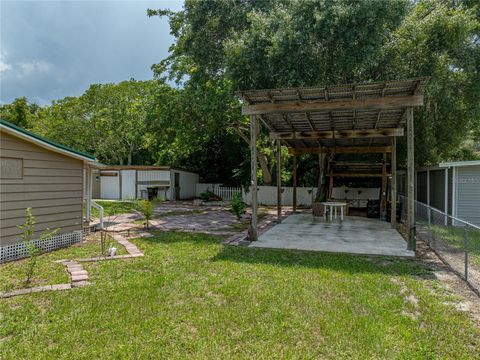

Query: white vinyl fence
[195,184,241,201]
[242,186,317,206]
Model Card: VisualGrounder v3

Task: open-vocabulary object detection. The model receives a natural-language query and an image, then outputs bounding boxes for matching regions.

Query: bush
[200,189,217,202]
[137,200,155,229]
[230,193,246,220]
[17,208,58,286]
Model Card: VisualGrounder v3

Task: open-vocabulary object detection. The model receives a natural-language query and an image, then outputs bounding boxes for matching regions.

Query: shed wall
[0,131,83,245]
[429,169,445,211]
[456,166,480,226]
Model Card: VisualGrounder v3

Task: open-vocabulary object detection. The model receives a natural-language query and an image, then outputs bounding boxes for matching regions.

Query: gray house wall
[0,131,84,246]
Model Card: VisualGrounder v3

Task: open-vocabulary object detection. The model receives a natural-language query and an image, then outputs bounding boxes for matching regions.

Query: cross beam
[288,146,392,155]
[270,128,403,140]
[242,95,424,115]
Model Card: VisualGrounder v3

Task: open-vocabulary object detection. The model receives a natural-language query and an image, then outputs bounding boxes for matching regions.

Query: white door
[121,170,136,200]
[100,172,120,199]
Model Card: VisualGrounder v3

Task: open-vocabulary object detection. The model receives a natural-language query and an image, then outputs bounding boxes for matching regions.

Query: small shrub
[138,200,154,229]
[200,189,215,202]
[230,193,246,220]
[17,208,58,286]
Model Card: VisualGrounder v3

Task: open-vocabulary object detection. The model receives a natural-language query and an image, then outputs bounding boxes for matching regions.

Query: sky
[0,0,183,105]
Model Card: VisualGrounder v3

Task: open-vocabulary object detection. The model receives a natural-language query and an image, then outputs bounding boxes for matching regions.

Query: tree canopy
[149,0,480,172]
[2,0,479,187]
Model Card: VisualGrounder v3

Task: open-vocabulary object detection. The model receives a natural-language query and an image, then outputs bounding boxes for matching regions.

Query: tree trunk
[232,126,272,185]
[127,143,135,165]
[314,153,328,202]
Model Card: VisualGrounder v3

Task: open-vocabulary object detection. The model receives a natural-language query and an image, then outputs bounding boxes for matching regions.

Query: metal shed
[98,166,199,201]
[415,161,480,226]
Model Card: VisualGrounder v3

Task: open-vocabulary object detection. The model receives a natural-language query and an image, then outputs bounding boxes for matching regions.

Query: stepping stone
[71,274,88,282]
[72,281,90,288]
[70,270,88,276]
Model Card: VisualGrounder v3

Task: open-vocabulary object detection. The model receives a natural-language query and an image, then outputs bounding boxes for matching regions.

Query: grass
[87,200,138,218]
[419,221,480,267]
[0,233,126,292]
[1,232,479,358]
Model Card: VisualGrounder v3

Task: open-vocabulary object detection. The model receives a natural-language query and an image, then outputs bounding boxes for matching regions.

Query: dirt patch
[416,239,480,323]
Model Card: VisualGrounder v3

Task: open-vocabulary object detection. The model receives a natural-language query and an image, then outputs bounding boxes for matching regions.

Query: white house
[98,166,199,201]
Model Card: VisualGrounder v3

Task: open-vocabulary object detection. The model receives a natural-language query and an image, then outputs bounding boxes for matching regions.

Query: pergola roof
[238,77,428,153]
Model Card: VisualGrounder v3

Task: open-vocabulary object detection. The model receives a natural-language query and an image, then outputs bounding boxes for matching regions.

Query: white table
[321,202,347,221]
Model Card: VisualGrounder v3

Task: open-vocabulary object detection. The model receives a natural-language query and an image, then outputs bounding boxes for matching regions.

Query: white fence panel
[214,186,241,201]
[195,183,241,201]
[242,186,317,206]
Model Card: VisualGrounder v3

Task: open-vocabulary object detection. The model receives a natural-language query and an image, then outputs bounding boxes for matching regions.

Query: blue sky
[0,0,183,105]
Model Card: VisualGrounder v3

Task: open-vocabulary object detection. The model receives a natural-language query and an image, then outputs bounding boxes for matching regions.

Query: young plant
[230,193,246,220]
[137,200,154,229]
[17,208,58,286]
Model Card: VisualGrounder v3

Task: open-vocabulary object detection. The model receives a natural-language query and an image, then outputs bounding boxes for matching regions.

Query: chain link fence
[399,195,480,295]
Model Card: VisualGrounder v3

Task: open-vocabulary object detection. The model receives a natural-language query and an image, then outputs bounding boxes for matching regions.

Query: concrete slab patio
[250,214,414,257]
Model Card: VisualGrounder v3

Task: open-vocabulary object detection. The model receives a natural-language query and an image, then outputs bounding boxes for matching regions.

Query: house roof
[238,77,428,153]
[0,119,99,165]
[439,160,480,168]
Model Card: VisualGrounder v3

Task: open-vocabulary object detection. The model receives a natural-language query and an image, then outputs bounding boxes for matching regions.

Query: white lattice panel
[0,231,82,263]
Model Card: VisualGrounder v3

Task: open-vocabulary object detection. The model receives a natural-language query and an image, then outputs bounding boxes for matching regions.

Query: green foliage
[230,193,246,220]
[137,200,155,229]
[199,188,217,202]
[0,97,40,128]
[151,0,480,170]
[17,208,58,286]
[2,232,480,357]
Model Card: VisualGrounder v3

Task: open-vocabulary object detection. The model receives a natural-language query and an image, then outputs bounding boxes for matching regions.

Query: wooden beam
[270,128,403,140]
[328,173,388,178]
[250,115,258,241]
[406,107,415,250]
[292,155,297,213]
[330,162,384,167]
[380,153,387,214]
[242,95,424,115]
[391,137,397,228]
[276,140,282,224]
[289,146,392,155]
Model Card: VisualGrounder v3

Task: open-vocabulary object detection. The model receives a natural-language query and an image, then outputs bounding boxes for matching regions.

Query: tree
[150,0,480,182]
[0,97,40,128]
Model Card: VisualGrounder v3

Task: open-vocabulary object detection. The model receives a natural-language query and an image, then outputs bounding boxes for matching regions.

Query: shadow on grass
[136,230,223,245]
[133,230,431,277]
[212,244,432,277]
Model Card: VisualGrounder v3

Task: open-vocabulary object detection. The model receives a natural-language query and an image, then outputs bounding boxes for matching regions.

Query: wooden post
[276,140,282,223]
[380,153,387,215]
[444,168,449,225]
[407,107,415,250]
[292,155,297,213]
[250,115,258,241]
[391,137,397,228]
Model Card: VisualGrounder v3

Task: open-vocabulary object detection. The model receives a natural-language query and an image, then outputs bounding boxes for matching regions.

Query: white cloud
[0,52,12,73]
[17,60,53,77]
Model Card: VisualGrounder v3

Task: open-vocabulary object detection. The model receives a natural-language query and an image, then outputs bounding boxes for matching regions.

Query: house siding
[456,166,480,227]
[0,131,84,245]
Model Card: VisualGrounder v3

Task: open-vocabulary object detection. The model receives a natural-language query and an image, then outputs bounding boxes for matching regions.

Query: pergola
[239,77,428,251]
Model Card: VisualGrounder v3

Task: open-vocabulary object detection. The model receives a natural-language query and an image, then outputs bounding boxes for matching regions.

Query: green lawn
[421,222,480,267]
[0,234,126,292]
[1,232,479,358]
[88,200,138,218]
